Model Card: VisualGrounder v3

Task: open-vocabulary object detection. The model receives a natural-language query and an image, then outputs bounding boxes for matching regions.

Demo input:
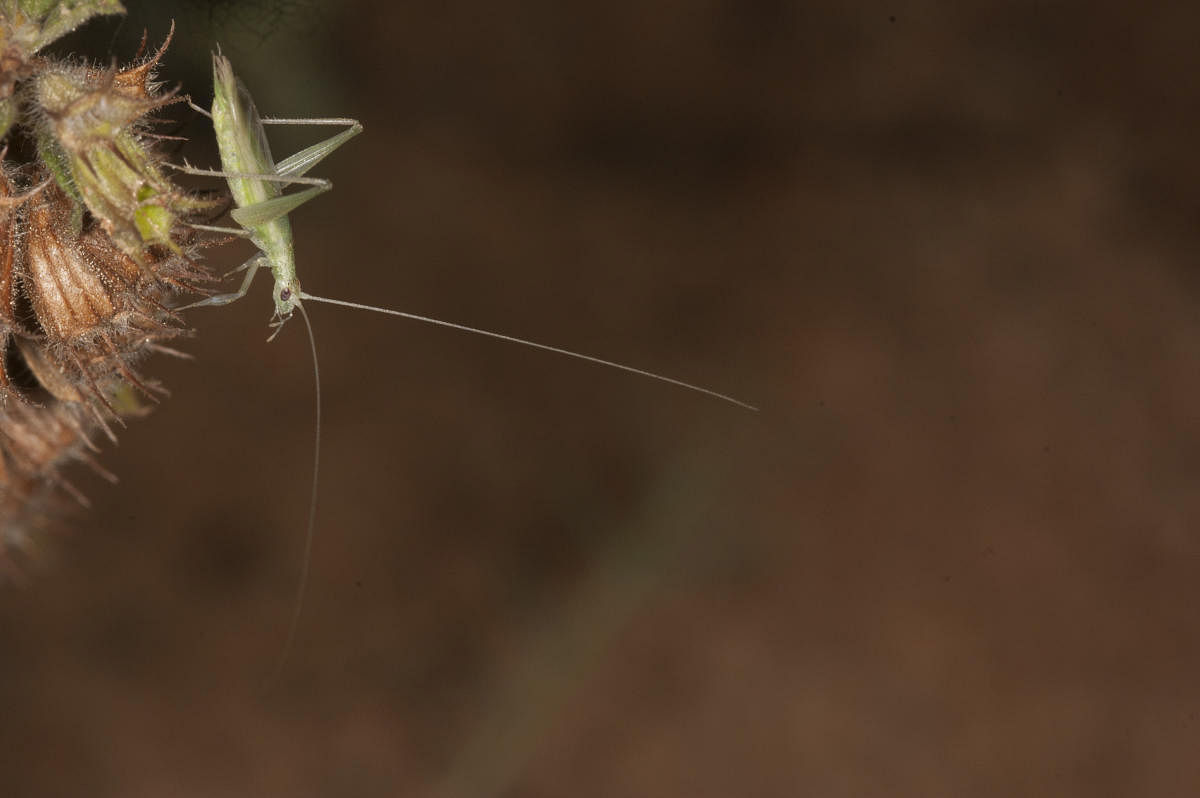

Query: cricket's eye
[279,287,292,302]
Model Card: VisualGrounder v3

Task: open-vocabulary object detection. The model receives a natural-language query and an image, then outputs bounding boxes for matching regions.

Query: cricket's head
[274,276,303,319]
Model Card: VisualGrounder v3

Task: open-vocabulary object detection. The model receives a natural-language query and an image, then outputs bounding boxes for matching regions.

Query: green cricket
[180,54,757,410]
[178,54,360,330]
[178,52,757,678]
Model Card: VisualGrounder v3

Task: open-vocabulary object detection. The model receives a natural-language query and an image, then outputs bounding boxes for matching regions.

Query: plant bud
[34,28,217,261]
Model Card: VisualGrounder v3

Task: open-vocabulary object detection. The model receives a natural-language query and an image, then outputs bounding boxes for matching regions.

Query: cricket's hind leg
[229,183,330,229]
[259,116,363,180]
[168,161,334,230]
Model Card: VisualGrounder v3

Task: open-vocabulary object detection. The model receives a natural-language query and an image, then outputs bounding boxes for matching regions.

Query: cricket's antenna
[299,293,759,412]
[264,302,322,690]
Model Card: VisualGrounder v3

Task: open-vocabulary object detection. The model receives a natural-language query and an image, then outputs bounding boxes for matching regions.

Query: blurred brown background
[4,1,1200,795]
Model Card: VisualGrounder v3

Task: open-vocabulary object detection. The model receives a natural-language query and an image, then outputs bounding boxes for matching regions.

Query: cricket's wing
[211,53,279,193]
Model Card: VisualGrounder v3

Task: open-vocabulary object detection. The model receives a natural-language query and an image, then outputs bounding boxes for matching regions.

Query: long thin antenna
[299,293,759,412]
[264,302,322,689]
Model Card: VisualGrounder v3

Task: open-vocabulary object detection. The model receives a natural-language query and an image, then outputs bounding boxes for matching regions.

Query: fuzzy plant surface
[0,0,219,570]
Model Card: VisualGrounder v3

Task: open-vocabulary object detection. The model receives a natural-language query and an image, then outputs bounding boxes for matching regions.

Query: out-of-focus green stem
[0,0,124,55]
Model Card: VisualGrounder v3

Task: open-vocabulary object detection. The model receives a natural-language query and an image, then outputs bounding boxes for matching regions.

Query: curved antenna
[299,293,759,412]
[263,302,322,689]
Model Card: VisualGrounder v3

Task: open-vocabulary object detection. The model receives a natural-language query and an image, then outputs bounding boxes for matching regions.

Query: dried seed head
[0,138,213,556]
[0,160,104,555]
[21,180,206,416]
[24,180,126,342]
[0,6,223,566]
[0,173,211,559]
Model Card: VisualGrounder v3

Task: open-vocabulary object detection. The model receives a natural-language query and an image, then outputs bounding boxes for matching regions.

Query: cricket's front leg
[178,254,266,310]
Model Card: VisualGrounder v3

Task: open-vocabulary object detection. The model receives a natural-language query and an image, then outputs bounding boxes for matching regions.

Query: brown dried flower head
[0,2,223,569]
[0,162,105,560]
[23,181,205,417]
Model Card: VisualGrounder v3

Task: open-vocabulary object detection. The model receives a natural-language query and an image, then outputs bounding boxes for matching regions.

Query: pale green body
[211,55,300,315]
[183,54,362,322]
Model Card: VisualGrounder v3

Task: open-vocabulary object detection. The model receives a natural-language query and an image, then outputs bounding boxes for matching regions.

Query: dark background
[4,1,1200,795]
